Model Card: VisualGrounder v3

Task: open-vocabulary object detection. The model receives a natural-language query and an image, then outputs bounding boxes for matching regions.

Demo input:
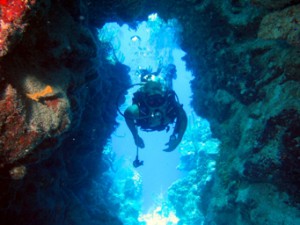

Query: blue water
[99,14,196,216]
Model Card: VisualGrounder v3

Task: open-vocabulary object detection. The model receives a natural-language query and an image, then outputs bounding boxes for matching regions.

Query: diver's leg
[124,105,145,148]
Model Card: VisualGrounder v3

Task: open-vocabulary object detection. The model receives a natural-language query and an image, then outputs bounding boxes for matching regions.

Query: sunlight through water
[98,13,206,224]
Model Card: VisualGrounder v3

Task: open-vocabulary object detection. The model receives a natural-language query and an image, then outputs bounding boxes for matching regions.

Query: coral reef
[251,0,295,9]
[168,117,219,225]
[0,0,133,224]
[1,0,299,224]
[0,84,41,165]
[141,0,300,224]
[258,4,300,46]
[103,143,143,225]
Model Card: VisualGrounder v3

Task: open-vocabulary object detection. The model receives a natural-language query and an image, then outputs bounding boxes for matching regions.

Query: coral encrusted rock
[0,0,135,224]
[143,0,300,224]
[0,0,40,56]
[0,84,41,165]
[251,0,295,9]
[258,4,300,46]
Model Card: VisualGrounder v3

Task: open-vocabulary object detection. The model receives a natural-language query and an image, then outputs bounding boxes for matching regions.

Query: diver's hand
[163,134,179,152]
[134,135,145,148]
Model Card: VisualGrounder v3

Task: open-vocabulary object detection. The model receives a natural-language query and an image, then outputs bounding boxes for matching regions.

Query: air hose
[116,83,144,118]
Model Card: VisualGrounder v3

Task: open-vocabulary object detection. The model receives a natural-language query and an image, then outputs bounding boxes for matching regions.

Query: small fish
[26,85,53,102]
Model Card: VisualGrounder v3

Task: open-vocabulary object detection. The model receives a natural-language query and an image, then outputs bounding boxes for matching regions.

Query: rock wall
[0,0,141,224]
[150,0,300,224]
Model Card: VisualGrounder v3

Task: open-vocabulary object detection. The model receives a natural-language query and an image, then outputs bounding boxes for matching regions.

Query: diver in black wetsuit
[124,65,187,155]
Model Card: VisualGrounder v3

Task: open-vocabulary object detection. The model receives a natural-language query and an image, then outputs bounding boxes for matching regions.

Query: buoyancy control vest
[132,82,179,132]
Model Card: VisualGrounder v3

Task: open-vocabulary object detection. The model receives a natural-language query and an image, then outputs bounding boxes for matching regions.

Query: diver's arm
[163,106,187,152]
[124,105,145,148]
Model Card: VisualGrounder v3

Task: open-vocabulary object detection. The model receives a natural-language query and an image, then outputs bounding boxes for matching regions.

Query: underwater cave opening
[98,14,219,224]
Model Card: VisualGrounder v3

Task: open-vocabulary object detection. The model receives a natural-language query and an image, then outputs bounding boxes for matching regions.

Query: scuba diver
[123,64,187,167]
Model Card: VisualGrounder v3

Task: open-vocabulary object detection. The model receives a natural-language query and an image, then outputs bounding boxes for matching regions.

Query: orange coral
[26,85,53,101]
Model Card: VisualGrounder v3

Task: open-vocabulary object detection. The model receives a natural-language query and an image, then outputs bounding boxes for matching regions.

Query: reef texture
[258,4,300,46]
[0,0,35,56]
[168,118,219,225]
[0,0,136,224]
[1,0,300,224]
[149,0,300,224]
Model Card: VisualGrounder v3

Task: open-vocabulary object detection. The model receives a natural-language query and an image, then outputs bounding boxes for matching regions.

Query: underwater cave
[0,0,300,225]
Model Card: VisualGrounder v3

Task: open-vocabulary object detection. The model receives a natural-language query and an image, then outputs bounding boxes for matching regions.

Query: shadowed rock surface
[0,0,132,224]
[150,1,300,224]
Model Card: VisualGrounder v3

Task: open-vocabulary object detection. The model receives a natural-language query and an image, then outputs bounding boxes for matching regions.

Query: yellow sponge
[26,85,53,102]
